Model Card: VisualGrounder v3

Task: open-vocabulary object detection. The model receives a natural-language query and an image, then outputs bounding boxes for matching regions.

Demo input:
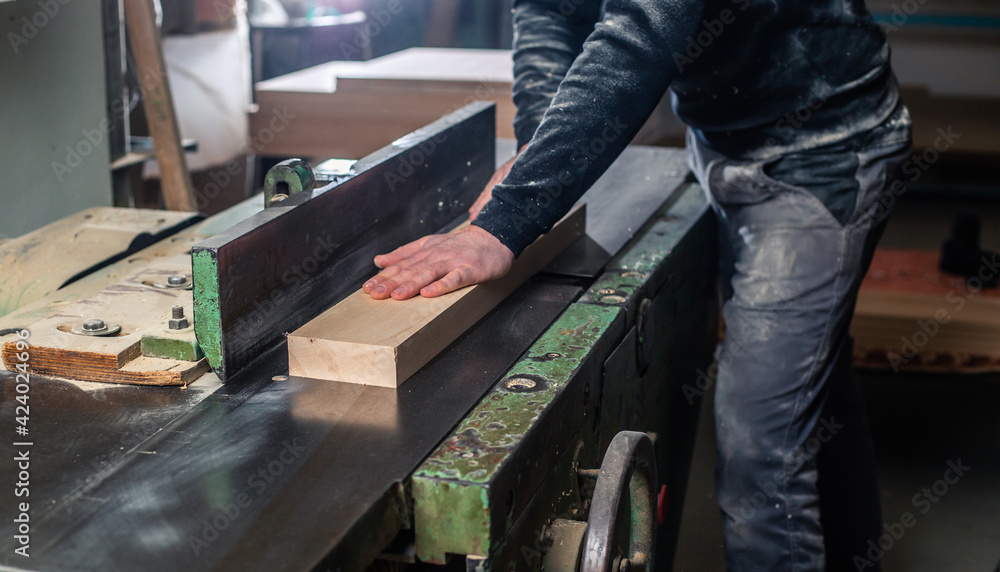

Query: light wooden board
[851,248,1000,373]
[0,194,263,364]
[0,207,197,316]
[1,256,208,385]
[288,206,586,387]
[252,47,681,159]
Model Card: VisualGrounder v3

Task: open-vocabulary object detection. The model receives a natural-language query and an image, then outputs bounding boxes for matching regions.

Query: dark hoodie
[473,0,900,256]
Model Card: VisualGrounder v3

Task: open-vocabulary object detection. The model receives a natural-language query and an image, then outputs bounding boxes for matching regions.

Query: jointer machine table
[0,103,717,571]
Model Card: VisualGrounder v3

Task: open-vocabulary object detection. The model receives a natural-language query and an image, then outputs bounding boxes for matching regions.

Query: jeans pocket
[759,149,861,227]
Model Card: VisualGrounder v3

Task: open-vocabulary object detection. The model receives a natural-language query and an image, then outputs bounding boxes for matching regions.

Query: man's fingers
[373,237,428,269]
[367,260,457,300]
[387,263,451,300]
[420,267,473,298]
[364,225,513,301]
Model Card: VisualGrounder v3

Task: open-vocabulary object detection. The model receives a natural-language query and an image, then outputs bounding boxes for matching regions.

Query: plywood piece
[0,207,198,316]
[1,256,208,385]
[252,47,679,159]
[852,248,1000,373]
[288,206,586,387]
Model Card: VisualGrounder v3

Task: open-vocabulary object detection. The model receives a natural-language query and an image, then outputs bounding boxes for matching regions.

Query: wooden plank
[124,0,197,211]
[193,102,496,380]
[1,256,208,385]
[287,206,586,387]
[0,207,199,317]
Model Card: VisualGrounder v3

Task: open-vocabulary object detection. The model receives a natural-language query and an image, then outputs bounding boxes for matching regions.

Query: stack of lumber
[252,48,683,159]
[852,248,1000,373]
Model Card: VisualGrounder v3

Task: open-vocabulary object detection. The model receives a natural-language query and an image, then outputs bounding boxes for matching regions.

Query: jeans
[687,107,912,571]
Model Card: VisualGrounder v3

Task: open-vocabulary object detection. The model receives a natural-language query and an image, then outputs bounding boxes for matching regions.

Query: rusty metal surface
[0,280,580,572]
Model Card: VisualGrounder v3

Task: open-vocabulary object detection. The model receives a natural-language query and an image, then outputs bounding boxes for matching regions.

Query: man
[363,0,912,569]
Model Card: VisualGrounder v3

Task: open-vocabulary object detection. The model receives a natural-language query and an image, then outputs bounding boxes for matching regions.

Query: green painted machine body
[411,182,718,569]
[191,248,224,371]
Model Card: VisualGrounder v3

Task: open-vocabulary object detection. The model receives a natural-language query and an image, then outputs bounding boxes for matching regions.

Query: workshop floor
[672,188,1000,572]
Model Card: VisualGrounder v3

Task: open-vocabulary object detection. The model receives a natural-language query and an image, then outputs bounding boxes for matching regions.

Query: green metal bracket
[141,329,203,361]
[412,303,622,564]
[191,248,223,370]
[263,158,315,207]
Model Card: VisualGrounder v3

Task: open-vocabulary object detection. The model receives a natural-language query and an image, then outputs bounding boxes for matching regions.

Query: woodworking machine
[0,103,717,571]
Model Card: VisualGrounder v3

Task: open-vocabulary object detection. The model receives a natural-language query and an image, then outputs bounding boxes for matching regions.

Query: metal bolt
[167,274,188,286]
[82,318,106,332]
[168,305,190,330]
[72,318,120,336]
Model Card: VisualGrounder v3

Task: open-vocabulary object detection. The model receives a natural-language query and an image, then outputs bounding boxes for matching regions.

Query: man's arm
[365,0,706,300]
[469,0,600,220]
[509,0,604,148]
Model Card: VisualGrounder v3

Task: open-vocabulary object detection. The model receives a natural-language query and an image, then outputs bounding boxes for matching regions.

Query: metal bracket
[263,158,316,207]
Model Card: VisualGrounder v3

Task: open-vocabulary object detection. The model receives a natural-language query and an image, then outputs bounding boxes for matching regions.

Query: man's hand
[468,144,527,220]
[362,225,514,300]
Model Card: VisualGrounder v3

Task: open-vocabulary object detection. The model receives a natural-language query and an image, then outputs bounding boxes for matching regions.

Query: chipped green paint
[614,182,709,274]
[191,248,223,371]
[410,478,492,561]
[413,303,620,563]
[411,182,714,566]
[140,332,203,361]
[579,270,648,306]
[579,183,710,307]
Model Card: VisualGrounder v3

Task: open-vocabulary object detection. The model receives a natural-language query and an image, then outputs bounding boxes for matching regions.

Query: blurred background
[1,1,998,570]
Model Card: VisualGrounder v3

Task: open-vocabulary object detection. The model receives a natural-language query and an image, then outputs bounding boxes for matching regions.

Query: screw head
[504,377,537,391]
[167,274,188,286]
[72,319,120,336]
